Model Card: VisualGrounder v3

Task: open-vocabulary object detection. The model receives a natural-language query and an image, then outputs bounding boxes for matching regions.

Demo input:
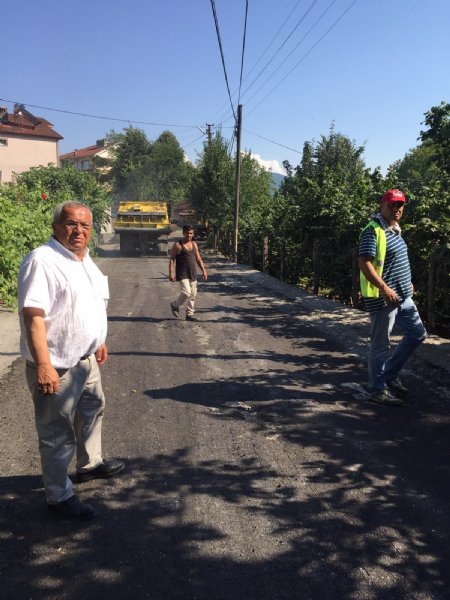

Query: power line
[244,0,338,111]
[246,0,359,119]
[243,129,301,153]
[214,0,318,127]
[244,0,304,84]
[240,0,318,101]
[237,0,249,107]
[209,0,237,122]
[0,97,200,129]
[181,132,207,151]
[210,0,305,123]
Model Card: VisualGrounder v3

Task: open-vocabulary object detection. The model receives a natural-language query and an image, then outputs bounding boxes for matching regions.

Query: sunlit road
[1,240,450,600]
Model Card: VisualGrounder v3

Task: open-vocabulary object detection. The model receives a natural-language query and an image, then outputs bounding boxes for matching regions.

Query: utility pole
[232,104,242,263]
[206,123,214,146]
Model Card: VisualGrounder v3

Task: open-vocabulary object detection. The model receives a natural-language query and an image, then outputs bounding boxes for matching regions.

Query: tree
[190,131,234,230]
[386,101,450,330]
[0,165,110,307]
[277,126,372,297]
[420,101,450,178]
[107,126,152,194]
[128,131,191,203]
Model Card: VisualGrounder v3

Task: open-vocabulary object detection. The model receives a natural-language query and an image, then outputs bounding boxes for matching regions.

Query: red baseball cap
[381,189,407,204]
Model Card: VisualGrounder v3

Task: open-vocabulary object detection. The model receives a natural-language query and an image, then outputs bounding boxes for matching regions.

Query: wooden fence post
[280,241,285,281]
[351,245,360,308]
[263,236,269,273]
[248,233,253,267]
[427,248,438,332]
[312,238,320,295]
[214,229,219,253]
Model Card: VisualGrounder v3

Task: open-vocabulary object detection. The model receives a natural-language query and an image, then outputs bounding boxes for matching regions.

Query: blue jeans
[368,296,426,390]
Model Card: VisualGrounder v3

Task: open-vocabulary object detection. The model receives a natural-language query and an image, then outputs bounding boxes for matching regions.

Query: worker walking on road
[169,224,207,322]
[18,201,124,520]
[358,189,427,406]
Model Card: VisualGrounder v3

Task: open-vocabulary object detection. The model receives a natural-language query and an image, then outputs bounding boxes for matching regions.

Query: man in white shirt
[18,201,124,520]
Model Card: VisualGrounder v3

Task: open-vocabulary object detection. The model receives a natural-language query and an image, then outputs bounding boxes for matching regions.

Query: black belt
[79,354,91,360]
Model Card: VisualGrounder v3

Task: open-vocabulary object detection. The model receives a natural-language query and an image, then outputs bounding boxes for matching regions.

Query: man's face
[183,229,194,242]
[380,200,405,224]
[52,206,92,256]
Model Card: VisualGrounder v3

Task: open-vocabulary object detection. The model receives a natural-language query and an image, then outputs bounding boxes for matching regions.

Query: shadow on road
[2,445,449,600]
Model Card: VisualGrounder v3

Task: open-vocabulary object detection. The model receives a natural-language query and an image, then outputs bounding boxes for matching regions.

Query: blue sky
[3,0,449,175]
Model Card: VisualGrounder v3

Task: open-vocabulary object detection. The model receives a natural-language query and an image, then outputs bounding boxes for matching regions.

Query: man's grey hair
[53,201,93,224]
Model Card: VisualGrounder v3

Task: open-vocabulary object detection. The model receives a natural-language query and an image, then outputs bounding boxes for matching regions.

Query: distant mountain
[271,172,285,190]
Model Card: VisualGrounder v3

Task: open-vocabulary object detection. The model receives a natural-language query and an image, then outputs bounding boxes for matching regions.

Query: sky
[3,0,450,175]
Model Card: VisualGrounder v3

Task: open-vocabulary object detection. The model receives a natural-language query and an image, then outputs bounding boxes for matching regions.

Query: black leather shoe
[48,495,96,520]
[77,459,125,483]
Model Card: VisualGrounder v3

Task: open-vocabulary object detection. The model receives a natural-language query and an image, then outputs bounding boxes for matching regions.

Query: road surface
[1,239,449,600]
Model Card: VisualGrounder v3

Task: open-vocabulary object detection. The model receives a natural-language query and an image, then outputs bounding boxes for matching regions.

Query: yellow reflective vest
[360,220,387,298]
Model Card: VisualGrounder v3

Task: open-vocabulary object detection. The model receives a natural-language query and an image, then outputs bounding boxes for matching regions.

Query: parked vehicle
[114,201,171,255]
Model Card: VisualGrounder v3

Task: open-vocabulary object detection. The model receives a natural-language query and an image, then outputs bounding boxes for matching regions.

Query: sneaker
[170,302,180,318]
[369,388,403,406]
[386,377,408,396]
[48,495,96,520]
[186,314,199,322]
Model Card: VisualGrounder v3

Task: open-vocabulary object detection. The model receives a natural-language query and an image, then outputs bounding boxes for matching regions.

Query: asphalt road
[1,241,450,600]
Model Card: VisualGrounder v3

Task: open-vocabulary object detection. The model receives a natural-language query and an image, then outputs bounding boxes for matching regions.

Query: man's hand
[95,344,108,365]
[36,363,60,395]
[202,272,208,281]
[380,284,399,305]
[169,273,175,282]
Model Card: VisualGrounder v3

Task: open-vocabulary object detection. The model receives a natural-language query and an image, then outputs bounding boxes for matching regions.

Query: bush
[0,165,111,308]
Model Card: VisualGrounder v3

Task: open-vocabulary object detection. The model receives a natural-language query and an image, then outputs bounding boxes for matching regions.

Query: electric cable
[243,129,301,153]
[210,0,305,123]
[246,0,359,119]
[213,0,318,127]
[237,0,249,107]
[244,0,338,110]
[209,0,237,122]
[181,132,207,151]
[0,97,200,129]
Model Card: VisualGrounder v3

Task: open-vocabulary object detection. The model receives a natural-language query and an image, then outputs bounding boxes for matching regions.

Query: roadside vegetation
[0,166,110,307]
[1,102,448,333]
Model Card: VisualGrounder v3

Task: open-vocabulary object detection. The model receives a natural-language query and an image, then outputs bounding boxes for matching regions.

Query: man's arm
[169,242,181,282]
[194,243,207,281]
[358,256,399,305]
[22,307,60,394]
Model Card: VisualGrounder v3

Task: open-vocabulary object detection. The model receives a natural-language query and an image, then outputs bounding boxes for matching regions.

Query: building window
[81,159,90,170]
[0,138,8,147]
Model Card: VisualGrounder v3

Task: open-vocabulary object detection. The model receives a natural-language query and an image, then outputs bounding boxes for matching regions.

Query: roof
[60,144,109,161]
[0,107,63,141]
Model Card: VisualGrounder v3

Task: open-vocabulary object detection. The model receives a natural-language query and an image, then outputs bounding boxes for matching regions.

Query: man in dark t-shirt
[358,189,426,406]
[169,225,208,322]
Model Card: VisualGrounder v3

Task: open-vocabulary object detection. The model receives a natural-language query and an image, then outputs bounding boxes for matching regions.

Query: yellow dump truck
[113,201,171,254]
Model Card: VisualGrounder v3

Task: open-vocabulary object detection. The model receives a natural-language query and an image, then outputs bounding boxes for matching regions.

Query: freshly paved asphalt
[0,236,449,600]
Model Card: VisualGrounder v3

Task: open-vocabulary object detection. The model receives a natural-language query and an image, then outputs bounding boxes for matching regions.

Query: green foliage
[275,126,373,296]
[420,101,450,178]
[190,131,235,229]
[107,127,192,203]
[395,102,450,325]
[189,130,274,262]
[0,165,111,307]
[107,126,152,193]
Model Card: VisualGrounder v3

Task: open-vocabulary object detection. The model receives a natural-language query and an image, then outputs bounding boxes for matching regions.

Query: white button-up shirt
[18,236,109,368]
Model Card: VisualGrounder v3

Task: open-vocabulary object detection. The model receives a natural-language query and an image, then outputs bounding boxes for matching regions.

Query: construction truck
[113,201,171,255]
